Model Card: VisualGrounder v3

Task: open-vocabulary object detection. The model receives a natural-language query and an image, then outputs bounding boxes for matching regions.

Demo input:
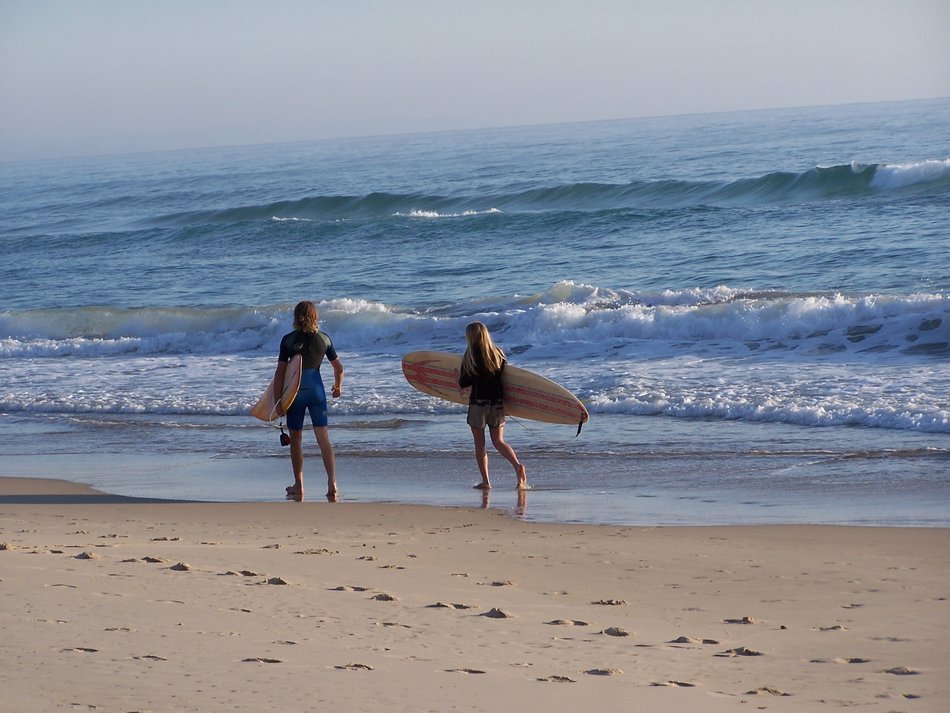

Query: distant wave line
[147,159,950,226]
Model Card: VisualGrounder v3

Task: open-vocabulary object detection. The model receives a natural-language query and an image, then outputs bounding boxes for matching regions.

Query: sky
[1,0,948,161]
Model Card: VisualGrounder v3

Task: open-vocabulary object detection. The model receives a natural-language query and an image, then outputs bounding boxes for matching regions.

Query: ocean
[1,98,948,526]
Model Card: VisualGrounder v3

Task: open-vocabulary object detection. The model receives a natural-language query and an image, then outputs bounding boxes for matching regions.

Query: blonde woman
[458,322,527,490]
[274,301,344,500]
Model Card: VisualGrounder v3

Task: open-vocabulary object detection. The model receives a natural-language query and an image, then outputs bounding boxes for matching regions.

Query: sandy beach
[1,476,947,712]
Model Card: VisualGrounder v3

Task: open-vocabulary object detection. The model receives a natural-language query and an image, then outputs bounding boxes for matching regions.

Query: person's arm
[273,359,288,415]
[329,358,344,398]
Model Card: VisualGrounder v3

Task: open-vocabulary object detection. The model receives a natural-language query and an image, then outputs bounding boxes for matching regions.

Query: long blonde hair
[293,301,319,333]
[462,321,505,376]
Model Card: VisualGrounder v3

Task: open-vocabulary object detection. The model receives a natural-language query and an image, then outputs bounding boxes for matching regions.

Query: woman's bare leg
[490,425,527,489]
[470,427,491,489]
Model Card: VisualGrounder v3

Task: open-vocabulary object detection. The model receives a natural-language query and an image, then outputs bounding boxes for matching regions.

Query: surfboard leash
[508,414,586,439]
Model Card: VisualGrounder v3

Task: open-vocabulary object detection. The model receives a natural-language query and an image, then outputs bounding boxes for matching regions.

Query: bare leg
[313,426,337,500]
[470,427,491,489]
[489,425,527,489]
[287,429,304,496]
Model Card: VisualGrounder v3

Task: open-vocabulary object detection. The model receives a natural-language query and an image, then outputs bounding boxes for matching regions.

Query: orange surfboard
[250,354,303,422]
[401,351,588,432]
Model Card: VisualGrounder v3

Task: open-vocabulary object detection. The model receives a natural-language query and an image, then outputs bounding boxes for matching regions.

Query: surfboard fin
[576,419,584,437]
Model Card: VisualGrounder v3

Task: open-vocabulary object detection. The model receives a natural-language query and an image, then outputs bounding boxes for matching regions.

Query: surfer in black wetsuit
[274,301,344,501]
[458,321,527,490]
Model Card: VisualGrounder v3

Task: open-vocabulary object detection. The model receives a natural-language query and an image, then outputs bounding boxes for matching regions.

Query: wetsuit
[279,330,338,430]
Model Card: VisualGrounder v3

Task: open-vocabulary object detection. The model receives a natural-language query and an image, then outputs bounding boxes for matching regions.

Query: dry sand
[1,476,947,712]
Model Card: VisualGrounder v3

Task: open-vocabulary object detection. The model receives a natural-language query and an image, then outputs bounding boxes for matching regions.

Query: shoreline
[4,435,948,528]
[2,476,947,712]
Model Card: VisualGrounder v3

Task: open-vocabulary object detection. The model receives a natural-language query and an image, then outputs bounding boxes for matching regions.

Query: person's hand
[331,385,342,398]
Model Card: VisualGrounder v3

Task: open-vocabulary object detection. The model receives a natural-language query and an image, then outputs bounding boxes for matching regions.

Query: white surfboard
[249,354,303,422]
[402,351,589,432]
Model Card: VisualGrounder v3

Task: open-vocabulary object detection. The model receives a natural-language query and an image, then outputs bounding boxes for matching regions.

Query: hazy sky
[1,0,947,160]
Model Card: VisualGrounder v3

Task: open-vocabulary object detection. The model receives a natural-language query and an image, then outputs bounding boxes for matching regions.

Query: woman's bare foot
[473,482,492,490]
[515,464,528,490]
[286,484,302,495]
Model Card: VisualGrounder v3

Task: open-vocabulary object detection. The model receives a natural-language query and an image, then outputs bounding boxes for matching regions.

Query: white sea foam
[1,284,947,360]
[870,158,950,190]
[393,208,501,218]
[1,283,947,432]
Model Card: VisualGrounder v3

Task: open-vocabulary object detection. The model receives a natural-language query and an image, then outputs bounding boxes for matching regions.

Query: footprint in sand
[600,627,631,637]
[336,663,374,671]
[538,675,576,683]
[74,552,99,560]
[592,599,626,606]
[428,602,473,610]
[668,636,719,645]
[723,616,757,624]
[243,657,282,664]
[371,593,398,601]
[446,668,486,674]
[479,580,515,587]
[585,668,622,676]
[168,562,192,571]
[883,666,919,676]
[330,585,370,592]
[142,556,167,563]
[480,608,514,619]
[745,686,790,696]
[651,680,695,687]
[545,619,589,627]
[716,647,764,657]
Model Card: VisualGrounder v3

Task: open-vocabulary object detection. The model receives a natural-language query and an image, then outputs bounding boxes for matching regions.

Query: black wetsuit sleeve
[321,333,338,362]
[278,332,294,362]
